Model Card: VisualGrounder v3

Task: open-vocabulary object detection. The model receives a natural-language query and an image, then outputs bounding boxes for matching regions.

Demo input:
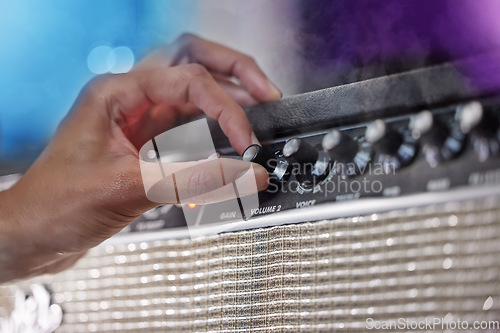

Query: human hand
[0,34,280,282]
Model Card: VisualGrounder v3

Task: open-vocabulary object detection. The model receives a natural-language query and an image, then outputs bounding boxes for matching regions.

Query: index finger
[78,64,258,154]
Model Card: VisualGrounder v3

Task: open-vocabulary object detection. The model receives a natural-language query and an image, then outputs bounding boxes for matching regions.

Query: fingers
[121,103,202,149]
[212,73,259,106]
[140,157,269,204]
[135,33,282,102]
[136,64,254,154]
[80,64,257,154]
[175,34,282,101]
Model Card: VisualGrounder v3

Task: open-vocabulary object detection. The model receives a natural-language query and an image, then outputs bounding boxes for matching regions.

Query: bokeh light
[0,1,194,161]
[87,46,114,74]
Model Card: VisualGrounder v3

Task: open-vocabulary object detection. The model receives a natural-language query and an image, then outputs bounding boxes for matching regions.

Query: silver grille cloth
[1,195,500,332]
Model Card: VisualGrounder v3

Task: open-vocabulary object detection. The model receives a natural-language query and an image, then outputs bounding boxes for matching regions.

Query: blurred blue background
[0,0,195,160]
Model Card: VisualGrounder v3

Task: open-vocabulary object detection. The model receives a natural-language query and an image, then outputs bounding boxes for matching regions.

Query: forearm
[0,188,62,283]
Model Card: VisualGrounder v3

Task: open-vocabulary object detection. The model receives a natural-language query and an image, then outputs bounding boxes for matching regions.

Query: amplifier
[1,57,500,332]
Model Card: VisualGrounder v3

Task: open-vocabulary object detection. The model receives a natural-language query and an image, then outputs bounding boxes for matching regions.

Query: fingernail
[268,81,282,100]
[235,169,251,183]
[208,151,221,160]
[236,164,269,192]
[251,132,261,146]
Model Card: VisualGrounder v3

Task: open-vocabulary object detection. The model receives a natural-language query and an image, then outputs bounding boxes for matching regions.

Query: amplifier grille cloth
[1,195,500,332]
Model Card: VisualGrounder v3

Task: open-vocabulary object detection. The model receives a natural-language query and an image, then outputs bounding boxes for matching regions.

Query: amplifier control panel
[128,97,500,233]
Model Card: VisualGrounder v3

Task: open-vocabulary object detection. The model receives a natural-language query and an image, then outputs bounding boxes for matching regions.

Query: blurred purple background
[299,0,500,90]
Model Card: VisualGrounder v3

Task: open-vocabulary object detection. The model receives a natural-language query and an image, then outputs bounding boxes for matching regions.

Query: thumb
[140,157,269,205]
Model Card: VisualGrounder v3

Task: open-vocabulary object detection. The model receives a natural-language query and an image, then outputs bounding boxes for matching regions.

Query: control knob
[283,138,330,188]
[457,101,500,161]
[321,129,371,178]
[365,119,418,174]
[242,144,290,186]
[409,110,465,167]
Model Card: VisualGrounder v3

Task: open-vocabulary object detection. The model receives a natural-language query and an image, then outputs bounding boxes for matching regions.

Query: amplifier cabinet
[1,193,500,332]
[2,59,500,332]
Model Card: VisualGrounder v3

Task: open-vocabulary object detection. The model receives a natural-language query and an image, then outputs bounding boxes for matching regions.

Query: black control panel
[242,97,500,207]
[125,96,500,233]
